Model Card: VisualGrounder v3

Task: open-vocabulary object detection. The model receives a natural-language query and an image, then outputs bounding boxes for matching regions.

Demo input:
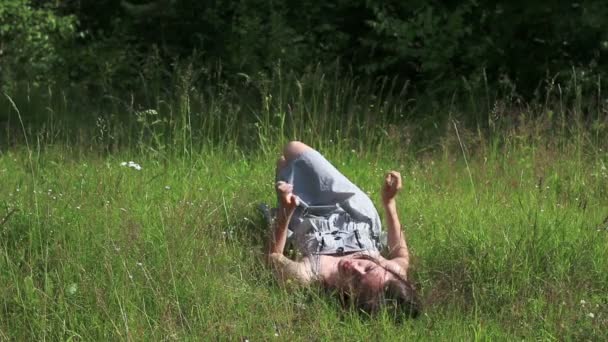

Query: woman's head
[334,255,421,318]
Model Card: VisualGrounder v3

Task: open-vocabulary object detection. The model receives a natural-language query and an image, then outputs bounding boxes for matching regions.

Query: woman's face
[336,258,391,294]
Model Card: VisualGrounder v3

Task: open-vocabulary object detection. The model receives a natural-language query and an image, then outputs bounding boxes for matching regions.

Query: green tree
[0,0,76,85]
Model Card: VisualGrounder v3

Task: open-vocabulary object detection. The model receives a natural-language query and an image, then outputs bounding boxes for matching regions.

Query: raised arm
[267,181,298,257]
[266,181,314,286]
[381,171,410,271]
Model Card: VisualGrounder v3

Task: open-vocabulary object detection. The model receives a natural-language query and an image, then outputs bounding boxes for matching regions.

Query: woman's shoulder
[268,253,318,287]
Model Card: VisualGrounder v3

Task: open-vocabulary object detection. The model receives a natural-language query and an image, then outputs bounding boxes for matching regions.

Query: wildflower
[142,109,158,115]
[137,262,143,267]
[587,312,595,319]
[120,161,143,171]
[165,185,171,190]
[128,161,142,170]
[580,299,586,305]
[66,283,78,296]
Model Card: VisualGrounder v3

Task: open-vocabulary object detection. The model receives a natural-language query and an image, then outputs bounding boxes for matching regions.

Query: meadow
[1,72,607,340]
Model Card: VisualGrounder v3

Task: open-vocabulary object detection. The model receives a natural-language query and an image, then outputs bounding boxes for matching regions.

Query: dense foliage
[2,0,607,93]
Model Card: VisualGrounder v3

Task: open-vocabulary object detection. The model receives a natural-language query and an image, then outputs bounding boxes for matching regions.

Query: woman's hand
[381,171,402,205]
[268,181,298,257]
[276,181,299,212]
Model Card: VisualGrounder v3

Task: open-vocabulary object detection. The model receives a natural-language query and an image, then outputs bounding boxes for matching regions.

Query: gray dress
[277,149,384,257]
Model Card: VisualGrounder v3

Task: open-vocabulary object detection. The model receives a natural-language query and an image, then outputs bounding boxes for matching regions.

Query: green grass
[2,137,607,340]
[1,73,608,339]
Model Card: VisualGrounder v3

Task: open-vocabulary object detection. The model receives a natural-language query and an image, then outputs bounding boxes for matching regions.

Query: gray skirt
[277,149,383,256]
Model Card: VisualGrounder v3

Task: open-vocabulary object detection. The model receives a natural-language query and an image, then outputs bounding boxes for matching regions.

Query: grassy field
[1,78,608,340]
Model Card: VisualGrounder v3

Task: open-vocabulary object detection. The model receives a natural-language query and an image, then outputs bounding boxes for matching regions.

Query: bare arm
[265,181,314,286]
[381,171,410,271]
[266,181,298,258]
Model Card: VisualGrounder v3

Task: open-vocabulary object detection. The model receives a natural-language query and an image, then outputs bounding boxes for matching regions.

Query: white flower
[121,161,143,171]
[587,312,595,318]
[164,185,171,190]
[580,299,587,305]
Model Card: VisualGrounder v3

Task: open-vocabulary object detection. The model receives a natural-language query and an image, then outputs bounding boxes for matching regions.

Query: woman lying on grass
[266,141,420,317]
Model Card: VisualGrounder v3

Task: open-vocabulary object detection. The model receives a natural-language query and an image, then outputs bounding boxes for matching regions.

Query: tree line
[2,0,607,95]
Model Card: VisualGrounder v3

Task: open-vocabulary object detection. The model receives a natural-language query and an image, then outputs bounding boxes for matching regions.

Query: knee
[283,141,312,161]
